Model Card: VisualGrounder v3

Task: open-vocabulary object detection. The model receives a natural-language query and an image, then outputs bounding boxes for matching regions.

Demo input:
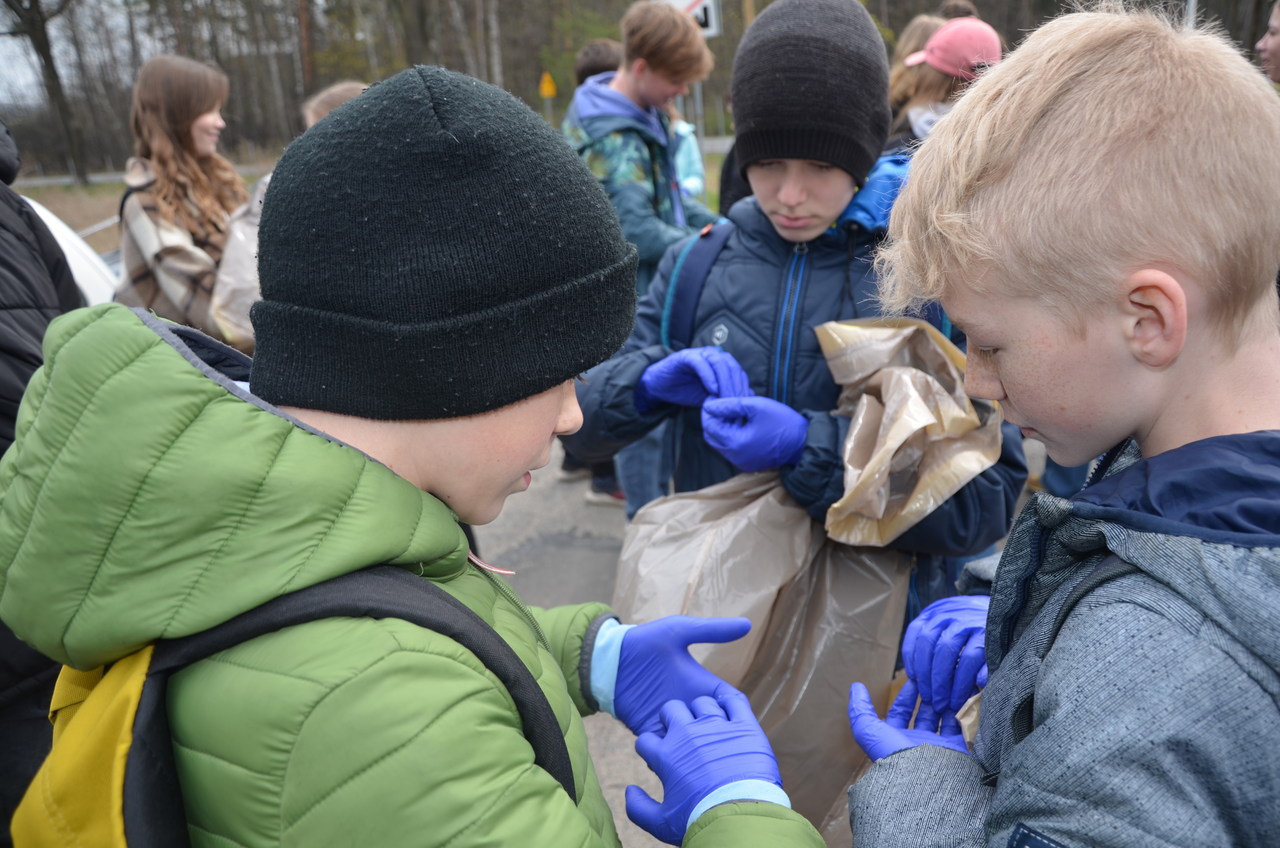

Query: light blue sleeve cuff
[688,780,791,829]
[589,618,634,717]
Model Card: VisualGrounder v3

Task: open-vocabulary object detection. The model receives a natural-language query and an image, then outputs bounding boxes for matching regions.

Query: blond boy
[846,7,1280,846]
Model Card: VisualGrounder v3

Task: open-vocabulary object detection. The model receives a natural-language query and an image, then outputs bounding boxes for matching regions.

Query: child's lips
[774,214,812,229]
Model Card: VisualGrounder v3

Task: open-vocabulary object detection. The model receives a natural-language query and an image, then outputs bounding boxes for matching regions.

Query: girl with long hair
[115,55,247,344]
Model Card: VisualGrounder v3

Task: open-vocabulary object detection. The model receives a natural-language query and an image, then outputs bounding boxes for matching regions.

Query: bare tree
[2,0,88,182]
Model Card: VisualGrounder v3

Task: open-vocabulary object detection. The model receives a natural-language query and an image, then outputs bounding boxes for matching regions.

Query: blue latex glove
[615,616,752,736]
[847,680,969,762]
[635,347,753,412]
[626,688,786,845]
[701,397,808,472]
[902,595,991,716]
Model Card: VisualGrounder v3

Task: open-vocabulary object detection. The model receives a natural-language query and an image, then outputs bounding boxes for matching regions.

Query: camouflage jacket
[563,78,715,294]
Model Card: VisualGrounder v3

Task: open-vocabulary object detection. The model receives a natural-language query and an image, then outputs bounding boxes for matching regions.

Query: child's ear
[1120,268,1187,369]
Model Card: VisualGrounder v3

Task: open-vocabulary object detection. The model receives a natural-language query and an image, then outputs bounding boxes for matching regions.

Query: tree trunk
[486,0,502,89]
[2,0,90,183]
[446,0,480,78]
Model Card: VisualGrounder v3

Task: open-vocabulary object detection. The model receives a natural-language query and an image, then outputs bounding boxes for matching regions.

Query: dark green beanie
[250,66,638,420]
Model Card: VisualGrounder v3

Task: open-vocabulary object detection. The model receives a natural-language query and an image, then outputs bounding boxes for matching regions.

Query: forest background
[2,0,1274,183]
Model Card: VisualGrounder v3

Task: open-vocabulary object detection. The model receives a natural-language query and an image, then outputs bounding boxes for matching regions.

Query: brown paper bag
[611,471,812,683]
[737,528,911,825]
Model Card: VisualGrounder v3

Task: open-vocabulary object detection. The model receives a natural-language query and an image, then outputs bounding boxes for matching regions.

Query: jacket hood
[565,74,668,147]
[0,304,469,669]
[1061,433,1280,674]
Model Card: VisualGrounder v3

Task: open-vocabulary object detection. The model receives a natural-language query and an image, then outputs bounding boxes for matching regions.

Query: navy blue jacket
[566,184,1026,585]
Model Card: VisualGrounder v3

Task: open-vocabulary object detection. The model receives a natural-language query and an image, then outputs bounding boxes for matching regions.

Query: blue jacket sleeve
[781,418,1027,556]
[561,249,685,462]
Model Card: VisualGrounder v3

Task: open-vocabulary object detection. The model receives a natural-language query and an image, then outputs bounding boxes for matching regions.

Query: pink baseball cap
[904,17,1002,81]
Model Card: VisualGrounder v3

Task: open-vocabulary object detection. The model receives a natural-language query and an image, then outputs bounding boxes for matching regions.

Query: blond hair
[129,55,247,236]
[302,80,367,128]
[621,1,714,82]
[888,14,947,115]
[877,5,1280,344]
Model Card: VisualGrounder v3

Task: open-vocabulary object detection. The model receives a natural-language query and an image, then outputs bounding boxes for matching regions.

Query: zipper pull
[468,550,515,576]
[793,241,809,255]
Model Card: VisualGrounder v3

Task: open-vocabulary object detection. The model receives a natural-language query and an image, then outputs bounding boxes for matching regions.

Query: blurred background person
[114,55,247,346]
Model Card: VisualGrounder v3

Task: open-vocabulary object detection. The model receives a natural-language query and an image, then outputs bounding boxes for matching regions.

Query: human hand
[847,680,968,762]
[636,347,753,412]
[701,397,808,472]
[614,615,751,736]
[626,688,784,845]
[903,595,990,716]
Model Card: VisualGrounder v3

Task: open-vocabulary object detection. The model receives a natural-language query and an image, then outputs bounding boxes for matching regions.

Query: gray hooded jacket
[851,432,1280,847]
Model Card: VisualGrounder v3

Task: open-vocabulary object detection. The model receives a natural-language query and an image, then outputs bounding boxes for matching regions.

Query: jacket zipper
[770,242,809,404]
[479,567,552,652]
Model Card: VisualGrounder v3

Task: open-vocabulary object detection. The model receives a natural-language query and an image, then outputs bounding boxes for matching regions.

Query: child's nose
[557,388,584,436]
[963,357,1005,402]
[777,174,806,207]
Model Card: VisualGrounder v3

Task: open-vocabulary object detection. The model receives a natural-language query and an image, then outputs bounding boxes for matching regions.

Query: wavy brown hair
[129,55,247,235]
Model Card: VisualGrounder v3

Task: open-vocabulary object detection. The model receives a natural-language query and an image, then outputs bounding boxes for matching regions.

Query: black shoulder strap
[123,566,575,847]
[660,221,734,350]
[1008,555,1139,746]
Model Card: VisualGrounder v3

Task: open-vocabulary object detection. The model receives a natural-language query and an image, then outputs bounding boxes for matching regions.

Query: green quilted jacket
[0,304,823,847]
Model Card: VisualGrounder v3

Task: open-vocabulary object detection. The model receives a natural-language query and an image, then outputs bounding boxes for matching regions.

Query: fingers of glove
[901,615,925,680]
[950,634,988,711]
[624,785,680,846]
[938,710,964,739]
[634,730,665,771]
[664,614,752,647]
[690,695,727,720]
[884,679,919,730]
[929,620,972,712]
[847,682,877,734]
[700,399,741,453]
[717,685,757,723]
[914,695,942,733]
[659,698,695,730]
[704,349,752,399]
[977,664,989,689]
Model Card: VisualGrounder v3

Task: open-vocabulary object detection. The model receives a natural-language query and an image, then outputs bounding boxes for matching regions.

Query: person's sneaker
[583,482,626,507]
[557,452,591,482]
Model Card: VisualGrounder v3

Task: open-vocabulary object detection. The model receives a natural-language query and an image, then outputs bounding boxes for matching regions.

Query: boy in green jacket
[0,68,822,846]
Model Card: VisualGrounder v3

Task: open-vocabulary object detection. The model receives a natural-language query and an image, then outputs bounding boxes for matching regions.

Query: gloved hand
[848,680,969,762]
[615,616,752,736]
[635,347,753,412]
[626,688,785,845]
[701,397,808,472]
[902,595,990,716]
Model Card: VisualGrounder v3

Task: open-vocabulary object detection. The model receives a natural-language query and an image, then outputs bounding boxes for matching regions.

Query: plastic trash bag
[612,318,1003,833]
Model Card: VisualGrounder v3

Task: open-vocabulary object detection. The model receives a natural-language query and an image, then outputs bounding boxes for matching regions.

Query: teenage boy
[563,0,720,515]
[846,8,1280,845]
[566,0,1027,616]
[0,67,818,847]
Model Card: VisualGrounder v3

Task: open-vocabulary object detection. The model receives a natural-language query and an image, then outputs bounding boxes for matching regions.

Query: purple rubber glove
[902,595,990,716]
[847,680,968,762]
[701,396,808,472]
[635,347,753,413]
[626,688,786,845]
[615,616,752,736]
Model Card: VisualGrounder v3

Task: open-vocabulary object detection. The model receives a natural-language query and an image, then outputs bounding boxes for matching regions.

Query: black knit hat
[250,66,638,420]
[730,0,890,187]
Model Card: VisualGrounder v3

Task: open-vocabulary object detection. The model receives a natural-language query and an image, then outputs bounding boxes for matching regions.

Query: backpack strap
[1007,555,1139,746]
[660,221,734,350]
[123,565,576,847]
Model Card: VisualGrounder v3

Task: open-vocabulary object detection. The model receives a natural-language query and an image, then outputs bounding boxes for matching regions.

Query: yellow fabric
[12,646,154,847]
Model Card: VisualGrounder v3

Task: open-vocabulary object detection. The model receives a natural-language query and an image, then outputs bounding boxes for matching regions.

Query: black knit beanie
[730,0,890,187]
[250,66,638,420]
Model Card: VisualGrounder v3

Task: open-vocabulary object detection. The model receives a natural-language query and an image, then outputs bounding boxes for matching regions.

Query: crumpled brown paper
[818,318,1003,547]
